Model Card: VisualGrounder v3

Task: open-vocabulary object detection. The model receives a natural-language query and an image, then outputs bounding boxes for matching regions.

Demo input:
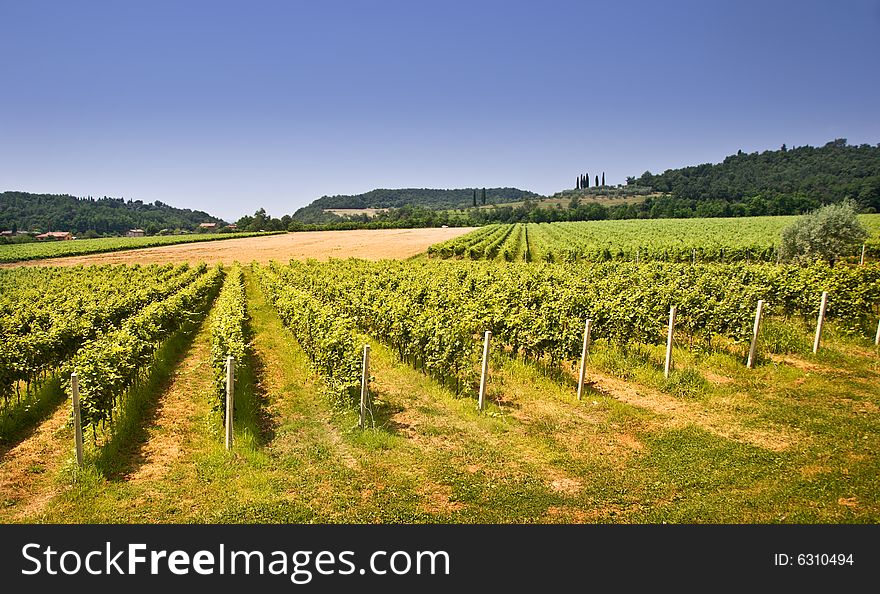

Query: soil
[3,228,475,268]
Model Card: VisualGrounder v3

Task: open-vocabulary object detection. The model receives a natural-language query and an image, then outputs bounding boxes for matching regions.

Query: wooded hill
[633,139,880,213]
[288,140,880,227]
[0,192,226,235]
[291,187,542,223]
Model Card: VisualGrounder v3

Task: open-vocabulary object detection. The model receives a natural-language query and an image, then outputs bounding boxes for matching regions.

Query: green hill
[632,139,880,214]
[0,192,226,235]
[288,140,880,228]
[291,187,542,223]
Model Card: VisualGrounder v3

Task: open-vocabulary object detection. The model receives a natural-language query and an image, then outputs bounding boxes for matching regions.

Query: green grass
[89,318,205,478]
[0,231,284,263]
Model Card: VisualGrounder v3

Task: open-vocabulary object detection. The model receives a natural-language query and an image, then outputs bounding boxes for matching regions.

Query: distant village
[0,221,238,242]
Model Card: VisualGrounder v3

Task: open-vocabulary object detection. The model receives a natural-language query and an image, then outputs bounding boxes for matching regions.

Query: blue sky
[1,0,878,221]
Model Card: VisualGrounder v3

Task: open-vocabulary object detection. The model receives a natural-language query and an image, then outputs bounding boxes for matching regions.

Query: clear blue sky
[1,0,878,221]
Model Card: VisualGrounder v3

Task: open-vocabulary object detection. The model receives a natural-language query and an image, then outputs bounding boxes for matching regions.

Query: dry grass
[584,369,796,452]
[3,228,475,267]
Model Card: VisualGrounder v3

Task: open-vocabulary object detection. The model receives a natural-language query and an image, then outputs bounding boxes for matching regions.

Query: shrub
[779,201,868,265]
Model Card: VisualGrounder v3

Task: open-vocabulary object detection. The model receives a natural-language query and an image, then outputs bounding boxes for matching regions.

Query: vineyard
[0,263,205,407]
[255,259,880,394]
[1,254,878,524]
[0,263,223,443]
[66,266,223,431]
[427,215,880,262]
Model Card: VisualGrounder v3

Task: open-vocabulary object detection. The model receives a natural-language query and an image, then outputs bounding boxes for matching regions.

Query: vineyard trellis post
[874,319,879,346]
[813,292,828,354]
[692,248,696,266]
[576,319,592,401]
[71,372,83,467]
[860,244,866,266]
[359,344,370,429]
[746,300,765,369]
[225,356,234,450]
[664,306,677,379]
[478,331,491,411]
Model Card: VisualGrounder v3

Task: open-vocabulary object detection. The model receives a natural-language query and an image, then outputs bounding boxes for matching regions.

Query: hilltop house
[35,231,73,241]
[126,229,145,237]
[198,222,217,231]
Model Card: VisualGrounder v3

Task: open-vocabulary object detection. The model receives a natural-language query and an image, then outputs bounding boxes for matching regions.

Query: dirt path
[0,403,71,521]
[126,320,213,482]
[4,228,475,268]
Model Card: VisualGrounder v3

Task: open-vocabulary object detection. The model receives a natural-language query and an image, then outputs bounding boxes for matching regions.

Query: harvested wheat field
[4,227,475,267]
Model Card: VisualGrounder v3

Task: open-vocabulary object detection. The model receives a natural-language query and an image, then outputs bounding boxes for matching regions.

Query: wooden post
[576,319,592,401]
[860,244,866,266]
[746,300,765,369]
[874,319,880,346]
[813,292,828,354]
[635,249,639,264]
[359,344,370,429]
[71,372,83,467]
[664,306,677,379]
[478,331,491,411]
[692,248,696,265]
[225,356,234,450]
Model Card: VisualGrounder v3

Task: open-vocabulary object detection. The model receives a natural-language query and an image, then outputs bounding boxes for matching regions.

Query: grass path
[0,401,71,522]
[125,320,213,483]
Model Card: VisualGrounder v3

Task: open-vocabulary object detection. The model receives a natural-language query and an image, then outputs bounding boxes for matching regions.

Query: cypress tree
[472,189,477,207]
[576,177,580,190]
[585,173,589,188]
[595,175,599,187]
[481,188,486,205]
[601,172,605,186]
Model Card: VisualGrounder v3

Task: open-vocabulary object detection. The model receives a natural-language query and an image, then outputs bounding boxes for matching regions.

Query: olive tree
[779,200,868,265]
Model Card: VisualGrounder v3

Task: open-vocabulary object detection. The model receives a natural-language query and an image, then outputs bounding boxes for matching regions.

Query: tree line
[634,139,880,211]
[0,192,225,236]
[576,172,605,189]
